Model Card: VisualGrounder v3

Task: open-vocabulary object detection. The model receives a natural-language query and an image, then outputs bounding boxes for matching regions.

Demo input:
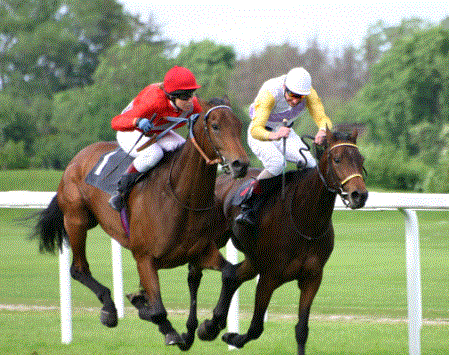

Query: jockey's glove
[136,118,153,133]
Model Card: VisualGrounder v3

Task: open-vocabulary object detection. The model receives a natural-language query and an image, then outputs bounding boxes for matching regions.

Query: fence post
[111,239,124,319]
[399,208,422,355]
[59,241,72,344]
[226,239,239,350]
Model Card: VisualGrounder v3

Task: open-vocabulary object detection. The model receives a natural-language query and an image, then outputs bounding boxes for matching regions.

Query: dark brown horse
[32,97,249,350]
[195,128,368,355]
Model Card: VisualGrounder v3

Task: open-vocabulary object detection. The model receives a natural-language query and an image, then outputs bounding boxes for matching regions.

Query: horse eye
[333,157,341,164]
[211,123,219,131]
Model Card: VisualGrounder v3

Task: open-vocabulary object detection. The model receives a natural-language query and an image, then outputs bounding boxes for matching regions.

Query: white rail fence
[2,190,449,355]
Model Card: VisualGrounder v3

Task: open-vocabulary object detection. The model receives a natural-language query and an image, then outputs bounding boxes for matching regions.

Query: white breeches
[247,126,316,176]
[116,130,185,172]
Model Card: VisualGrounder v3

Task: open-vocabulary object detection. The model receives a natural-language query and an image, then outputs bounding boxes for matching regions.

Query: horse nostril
[351,190,368,207]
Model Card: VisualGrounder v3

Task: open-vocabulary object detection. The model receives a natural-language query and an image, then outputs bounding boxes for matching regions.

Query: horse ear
[325,125,334,145]
[222,95,231,106]
[350,128,358,143]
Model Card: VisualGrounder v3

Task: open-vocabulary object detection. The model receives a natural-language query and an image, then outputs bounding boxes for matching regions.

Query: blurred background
[1,1,448,192]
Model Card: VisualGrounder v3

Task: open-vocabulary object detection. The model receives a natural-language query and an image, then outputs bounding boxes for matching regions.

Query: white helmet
[284,67,311,95]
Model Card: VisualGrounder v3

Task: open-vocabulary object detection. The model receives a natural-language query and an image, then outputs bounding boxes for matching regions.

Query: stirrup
[235,205,255,226]
[108,193,124,211]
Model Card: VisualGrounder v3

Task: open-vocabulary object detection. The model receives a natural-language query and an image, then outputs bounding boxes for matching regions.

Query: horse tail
[32,194,67,253]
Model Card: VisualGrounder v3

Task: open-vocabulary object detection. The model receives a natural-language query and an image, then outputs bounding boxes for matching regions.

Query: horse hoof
[100,309,118,328]
[165,331,184,346]
[177,333,194,351]
[222,332,244,348]
[197,320,221,341]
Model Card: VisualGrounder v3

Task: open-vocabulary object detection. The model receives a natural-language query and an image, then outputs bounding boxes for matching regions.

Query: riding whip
[282,118,288,200]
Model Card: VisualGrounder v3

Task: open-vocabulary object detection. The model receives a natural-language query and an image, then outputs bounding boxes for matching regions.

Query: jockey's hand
[269,126,290,140]
[136,118,153,133]
[314,129,326,145]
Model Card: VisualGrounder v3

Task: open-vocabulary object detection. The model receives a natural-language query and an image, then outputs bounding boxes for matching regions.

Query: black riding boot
[108,172,140,211]
[235,178,278,226]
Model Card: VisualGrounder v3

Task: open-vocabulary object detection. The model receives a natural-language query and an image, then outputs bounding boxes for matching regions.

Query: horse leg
[65,214,117,327]
[198,258,257,341]
[295,274,323,355]
[134,254,183,347]
[178,263,203,351]
[222,272,279,349]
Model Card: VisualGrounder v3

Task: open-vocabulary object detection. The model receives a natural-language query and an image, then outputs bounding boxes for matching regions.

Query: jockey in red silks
[108,66,202,211]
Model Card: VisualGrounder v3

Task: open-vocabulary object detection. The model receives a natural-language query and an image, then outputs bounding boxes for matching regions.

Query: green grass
[0,169,63,191]
[1,170,448,354]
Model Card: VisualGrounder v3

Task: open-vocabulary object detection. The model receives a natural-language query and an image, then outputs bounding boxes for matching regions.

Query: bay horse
[32,97,249,350]
[195,127,368,355]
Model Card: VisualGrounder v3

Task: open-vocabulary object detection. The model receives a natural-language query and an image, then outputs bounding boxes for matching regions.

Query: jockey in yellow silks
[236,67,333,226]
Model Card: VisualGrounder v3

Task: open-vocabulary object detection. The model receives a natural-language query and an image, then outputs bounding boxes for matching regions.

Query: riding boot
[108,171,141,211]
[235,178,278,226]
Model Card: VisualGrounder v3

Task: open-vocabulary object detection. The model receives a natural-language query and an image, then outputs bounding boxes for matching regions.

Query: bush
[0,140,30,169]
[361,144,427,191]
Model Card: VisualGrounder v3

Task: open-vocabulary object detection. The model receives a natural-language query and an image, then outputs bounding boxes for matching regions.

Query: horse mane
[320,130,353,150]
[207,97,229,106]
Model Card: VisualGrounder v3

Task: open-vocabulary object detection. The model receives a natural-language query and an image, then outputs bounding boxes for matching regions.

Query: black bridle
[285,136,366,240]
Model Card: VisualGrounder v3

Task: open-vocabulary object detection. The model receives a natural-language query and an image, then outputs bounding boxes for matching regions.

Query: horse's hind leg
[65,213,118,327]
[198,258,257,341]
[134,254,183,347]
[221,272,279,349]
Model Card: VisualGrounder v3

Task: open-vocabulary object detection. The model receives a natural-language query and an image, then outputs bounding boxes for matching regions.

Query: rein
[286,138,364,240]
[285,182,333,241]
[166,157,215,211]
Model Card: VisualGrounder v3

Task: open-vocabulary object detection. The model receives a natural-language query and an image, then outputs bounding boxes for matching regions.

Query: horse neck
[289,167,336,235]
[169,138,218,208]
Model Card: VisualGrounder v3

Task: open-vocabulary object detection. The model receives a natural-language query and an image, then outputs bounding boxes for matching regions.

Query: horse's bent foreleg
[65,214,117,327]
[296,274,323,355]
[134,254,183,347]
[222,272,279,349]
[198,258,257,341]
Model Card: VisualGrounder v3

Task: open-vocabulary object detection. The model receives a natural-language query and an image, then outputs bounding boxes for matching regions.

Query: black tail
[31,195,67,254]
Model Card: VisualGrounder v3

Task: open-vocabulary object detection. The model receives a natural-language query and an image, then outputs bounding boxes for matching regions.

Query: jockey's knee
[133,144,164,172]
[264,163,283,177]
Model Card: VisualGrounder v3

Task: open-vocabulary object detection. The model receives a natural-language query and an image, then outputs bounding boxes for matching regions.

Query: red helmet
[163,66,201,94]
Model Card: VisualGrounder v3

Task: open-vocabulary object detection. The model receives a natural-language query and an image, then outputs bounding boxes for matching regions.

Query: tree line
[1,0,448,192]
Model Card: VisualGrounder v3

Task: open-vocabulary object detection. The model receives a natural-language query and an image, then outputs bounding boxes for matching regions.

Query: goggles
[285,88,305,100]
[170,90,195,101]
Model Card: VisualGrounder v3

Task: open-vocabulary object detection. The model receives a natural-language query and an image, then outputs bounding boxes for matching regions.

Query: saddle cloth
[85,148,133,195]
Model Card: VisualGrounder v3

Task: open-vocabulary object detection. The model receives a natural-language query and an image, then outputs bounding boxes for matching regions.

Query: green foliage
[0,140,29,169]
[0,93,37,152]
[360,144,427,191]
[176,40,236,99]
[339,25,449,191]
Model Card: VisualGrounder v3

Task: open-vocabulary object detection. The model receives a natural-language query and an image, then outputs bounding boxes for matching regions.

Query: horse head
[319,126,368,209]
[192,97,249,178]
